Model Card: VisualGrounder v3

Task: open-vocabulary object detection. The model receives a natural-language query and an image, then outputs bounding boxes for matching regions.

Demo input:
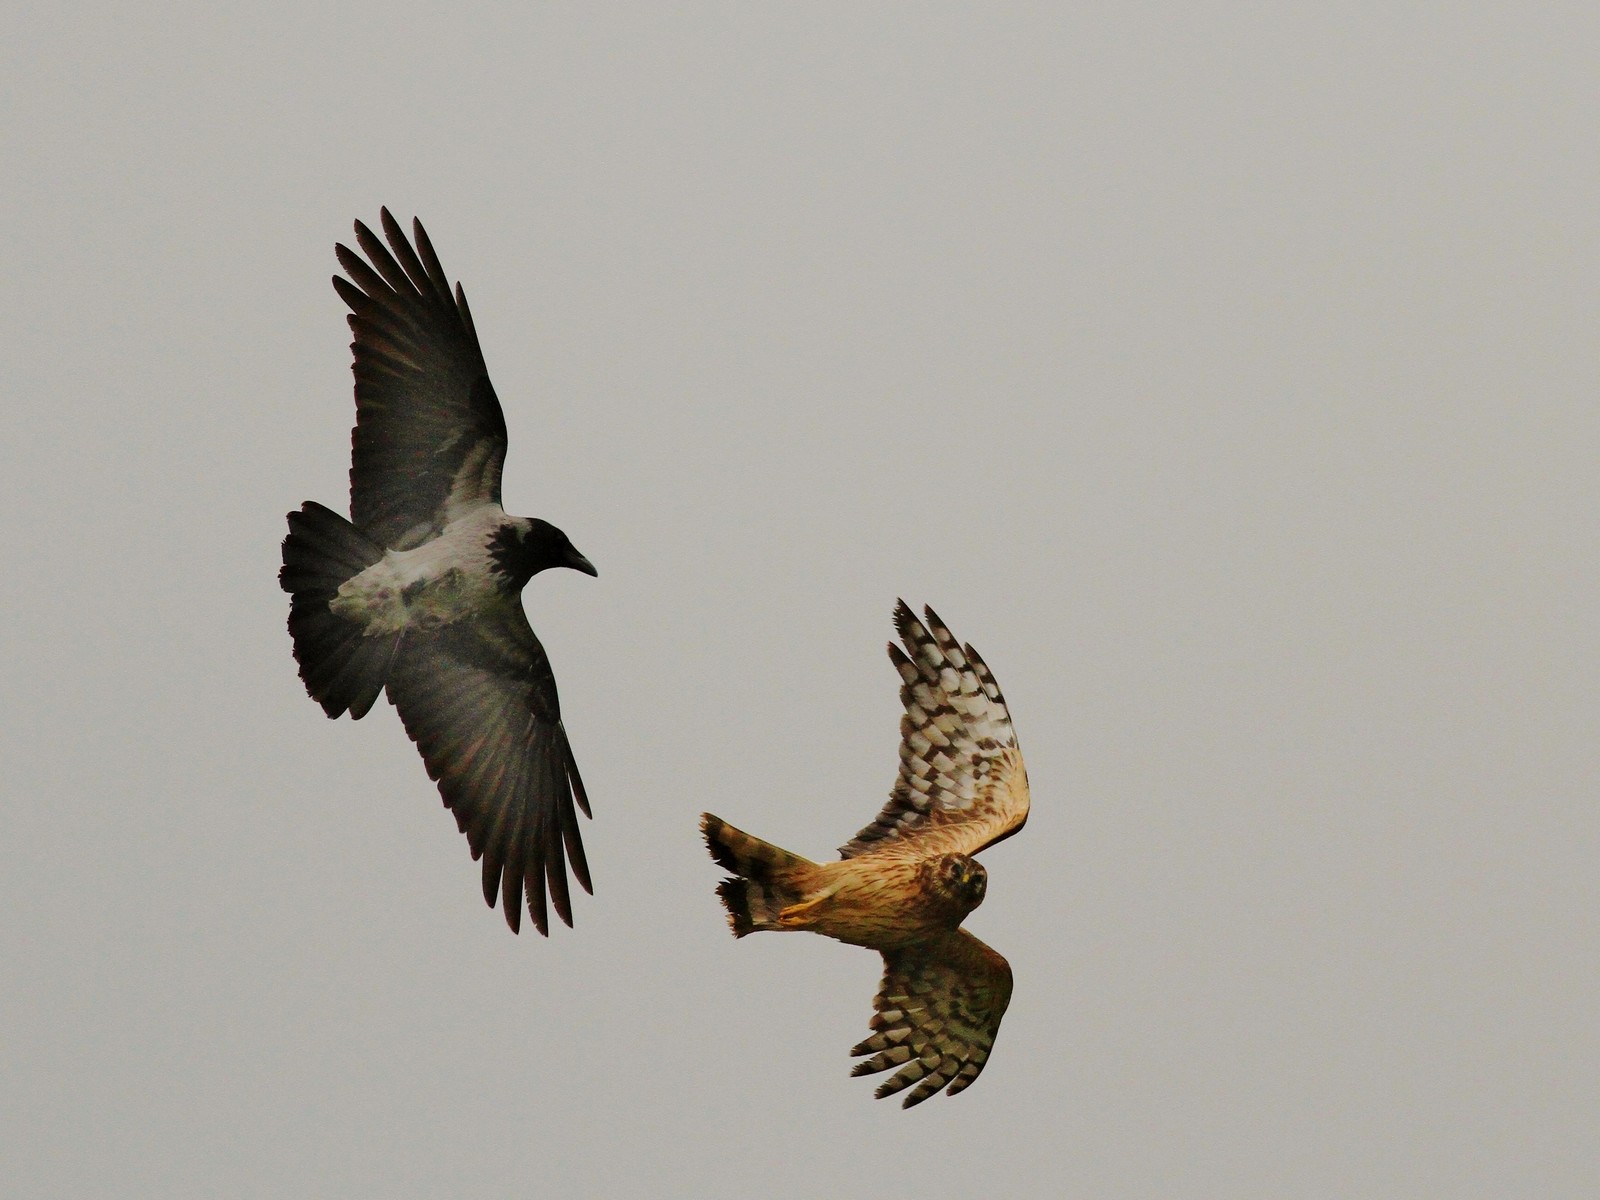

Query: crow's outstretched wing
[384,604,591,935]
[335,210,509,549]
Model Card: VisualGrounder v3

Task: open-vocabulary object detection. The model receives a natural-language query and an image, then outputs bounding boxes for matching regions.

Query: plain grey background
[4,4,1596,1197]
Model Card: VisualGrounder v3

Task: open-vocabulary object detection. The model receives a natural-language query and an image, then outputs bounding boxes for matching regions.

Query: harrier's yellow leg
[778,884,839,928]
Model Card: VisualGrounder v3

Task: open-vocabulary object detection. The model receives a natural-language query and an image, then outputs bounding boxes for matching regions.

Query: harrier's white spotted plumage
[842,604,1029,861]
[703,602,1030,1107]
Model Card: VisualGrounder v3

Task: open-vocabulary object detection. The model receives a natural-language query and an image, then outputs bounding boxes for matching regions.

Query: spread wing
[334,209,509,549]
[840,602,1029,860]
[850,930,1013,1107]
[383,605,591,935]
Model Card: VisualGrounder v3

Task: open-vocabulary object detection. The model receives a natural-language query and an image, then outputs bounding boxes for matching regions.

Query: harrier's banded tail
[701,813,815,937]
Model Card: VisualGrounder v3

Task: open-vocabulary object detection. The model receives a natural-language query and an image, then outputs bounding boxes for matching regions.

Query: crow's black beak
[565,548,598,577]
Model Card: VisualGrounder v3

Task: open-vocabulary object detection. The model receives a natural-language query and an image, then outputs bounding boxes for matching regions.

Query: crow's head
[492,519,597,588]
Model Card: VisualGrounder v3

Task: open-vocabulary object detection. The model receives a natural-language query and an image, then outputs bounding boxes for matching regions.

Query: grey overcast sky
[4,4,1596,1197]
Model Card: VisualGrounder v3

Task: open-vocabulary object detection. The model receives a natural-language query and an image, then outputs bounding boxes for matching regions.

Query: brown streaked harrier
[280,210,597,936]
[702,601,1029,1107]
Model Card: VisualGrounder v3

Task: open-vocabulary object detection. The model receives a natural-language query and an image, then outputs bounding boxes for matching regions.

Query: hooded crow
[280,210,598,936]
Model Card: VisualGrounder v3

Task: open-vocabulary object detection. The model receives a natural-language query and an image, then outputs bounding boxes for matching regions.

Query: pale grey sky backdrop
[3,4,1596,1197]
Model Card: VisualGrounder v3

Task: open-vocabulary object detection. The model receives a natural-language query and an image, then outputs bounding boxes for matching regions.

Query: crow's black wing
[335,210,509,549]
[384,604,591,935]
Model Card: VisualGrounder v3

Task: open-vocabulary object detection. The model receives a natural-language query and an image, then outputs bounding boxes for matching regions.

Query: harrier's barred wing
[383,606,591,935]
[334,210,509,548]
[851,930,1013,1107]
[840,602,1029,859]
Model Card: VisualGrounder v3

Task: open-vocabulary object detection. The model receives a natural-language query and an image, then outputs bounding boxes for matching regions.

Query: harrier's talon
[778,895,828,926]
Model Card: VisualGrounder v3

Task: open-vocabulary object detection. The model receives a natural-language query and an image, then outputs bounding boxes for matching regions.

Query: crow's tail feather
[280,501,397,720]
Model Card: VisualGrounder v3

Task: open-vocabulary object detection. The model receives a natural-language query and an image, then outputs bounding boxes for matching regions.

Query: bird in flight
[703,602,1030,1107]
[280,209,598,936]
